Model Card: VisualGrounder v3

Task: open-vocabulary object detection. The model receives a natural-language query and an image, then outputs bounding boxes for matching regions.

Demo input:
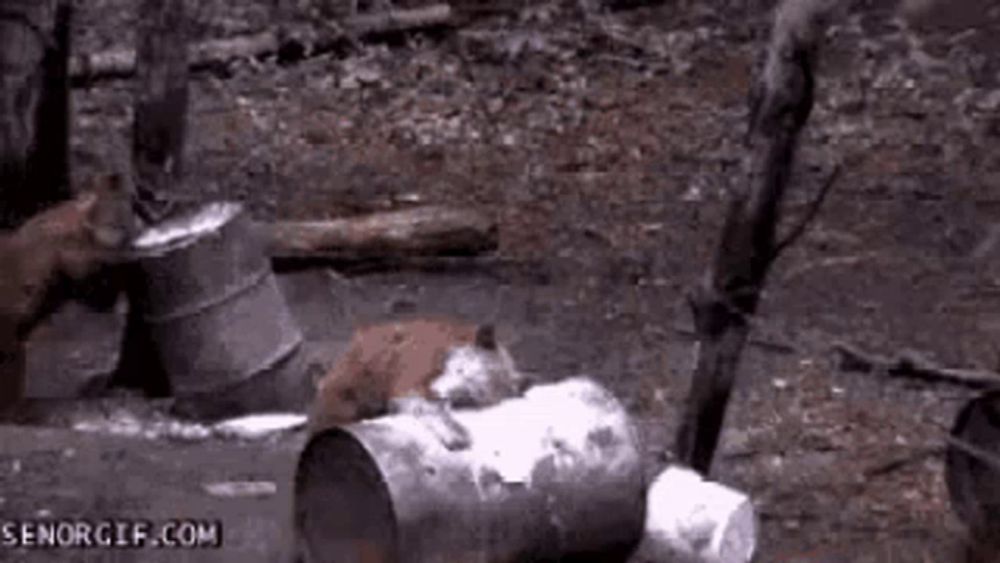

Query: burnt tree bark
[0,0,72,228]
[674,0,841,476]
[131,0,189,222]
[111,0,189,396]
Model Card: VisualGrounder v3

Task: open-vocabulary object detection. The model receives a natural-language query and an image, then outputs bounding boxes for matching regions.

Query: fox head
[46,173,138,280]
[1,173,138,336]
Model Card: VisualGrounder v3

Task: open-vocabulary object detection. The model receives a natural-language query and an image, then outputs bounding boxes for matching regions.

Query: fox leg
[388,395,471,451]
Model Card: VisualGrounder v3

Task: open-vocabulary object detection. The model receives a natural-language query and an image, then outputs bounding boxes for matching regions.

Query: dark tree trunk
[111,0,189,396]
[131,0,189,220]
[0,0,72,229]
[674,0,840,476]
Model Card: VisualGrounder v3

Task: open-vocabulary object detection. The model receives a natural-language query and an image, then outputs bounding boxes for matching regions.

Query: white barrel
[293,377,646,563]
[635,465,757,563]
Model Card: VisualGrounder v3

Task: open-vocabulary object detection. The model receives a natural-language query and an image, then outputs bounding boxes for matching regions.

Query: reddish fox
[307,317,525,440]
[0,175,135,410]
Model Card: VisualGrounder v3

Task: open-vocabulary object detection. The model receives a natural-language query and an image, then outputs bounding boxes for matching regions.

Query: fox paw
[428,414,472,451]
[389,396,471,451]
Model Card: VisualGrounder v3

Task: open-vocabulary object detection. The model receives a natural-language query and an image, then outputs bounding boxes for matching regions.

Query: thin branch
[945,434,1000,472]
[832,341,1000,388]
[864,445,945,478]
[772,163,842,259]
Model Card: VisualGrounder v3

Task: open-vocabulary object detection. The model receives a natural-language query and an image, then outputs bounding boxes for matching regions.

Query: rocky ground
[4,0,1000,560]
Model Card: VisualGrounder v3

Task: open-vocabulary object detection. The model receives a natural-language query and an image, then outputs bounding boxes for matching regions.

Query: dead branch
[343,3,452,36]
[674,0,841,476]
[780,251,883,283]
[945,434,1000,472]
[68,4,452,83]
[863,445,945,478]
[265,205,498,261]
[772,163,842,258]
[832,341,1000,389]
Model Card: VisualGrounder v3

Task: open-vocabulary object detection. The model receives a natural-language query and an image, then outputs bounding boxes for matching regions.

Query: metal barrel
[293,377,646,563]
[128,202,305,412]
[945,389,1000,544]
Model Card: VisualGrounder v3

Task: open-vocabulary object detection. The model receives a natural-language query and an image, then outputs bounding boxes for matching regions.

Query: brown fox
[307,317,526,444]
[0,175,136,410]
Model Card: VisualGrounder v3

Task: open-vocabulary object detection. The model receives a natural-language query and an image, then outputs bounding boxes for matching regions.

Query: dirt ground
[5,0,1000,560]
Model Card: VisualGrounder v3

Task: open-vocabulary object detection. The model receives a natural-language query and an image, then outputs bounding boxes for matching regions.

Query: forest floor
[5,0,1000,560]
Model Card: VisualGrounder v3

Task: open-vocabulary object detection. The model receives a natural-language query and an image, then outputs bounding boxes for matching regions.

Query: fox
[0,174,136,411]
[307,317,527,448]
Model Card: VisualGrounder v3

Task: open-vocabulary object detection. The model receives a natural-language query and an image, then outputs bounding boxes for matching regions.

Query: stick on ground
[833,341,1000,389]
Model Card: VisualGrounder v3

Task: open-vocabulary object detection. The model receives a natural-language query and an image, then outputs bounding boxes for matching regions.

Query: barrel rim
[294,426,401,562]
[128,201,244,257]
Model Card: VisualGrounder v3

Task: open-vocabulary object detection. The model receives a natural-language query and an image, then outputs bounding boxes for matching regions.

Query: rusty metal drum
[129,202,305,413]
[945,389,1000,544]
[293,376,646,563]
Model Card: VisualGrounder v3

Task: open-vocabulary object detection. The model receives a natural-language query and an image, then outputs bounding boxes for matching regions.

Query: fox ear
[474,324,496,350]
[74,191,99,213]
[102,173,133,198]
[83,173,138,249]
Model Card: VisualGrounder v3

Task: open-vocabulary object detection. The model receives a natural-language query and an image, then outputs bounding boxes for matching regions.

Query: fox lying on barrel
[308,317,528,447]
[0,175,135,410]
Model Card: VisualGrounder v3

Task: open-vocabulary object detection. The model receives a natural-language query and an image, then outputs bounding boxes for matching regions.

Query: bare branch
[772,162,842,259]
[833,341,1000,389]
[674,0,842,476]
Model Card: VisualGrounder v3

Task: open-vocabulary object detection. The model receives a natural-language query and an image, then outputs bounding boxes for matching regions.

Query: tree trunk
[674,0,840,476]
[131,0,189,220]
[0,0,72,229]
[112,0,189,396]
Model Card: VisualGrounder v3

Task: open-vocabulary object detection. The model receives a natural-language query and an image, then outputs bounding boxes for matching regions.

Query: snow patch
[132,202,240,249]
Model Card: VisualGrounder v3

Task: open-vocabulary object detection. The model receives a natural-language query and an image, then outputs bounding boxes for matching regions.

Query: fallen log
[71,28,306,83]
[68,4,452,83]
[264,205,498,261]
[343,3,452,36]
[832,341,1000,389]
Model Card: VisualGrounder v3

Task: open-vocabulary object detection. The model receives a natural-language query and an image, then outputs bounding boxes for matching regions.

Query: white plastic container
[636,465,757,563]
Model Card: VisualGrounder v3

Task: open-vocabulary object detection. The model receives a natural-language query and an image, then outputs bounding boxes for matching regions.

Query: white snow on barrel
[132,202,241,249]
[294,376,646,563]
[636,465,757,563]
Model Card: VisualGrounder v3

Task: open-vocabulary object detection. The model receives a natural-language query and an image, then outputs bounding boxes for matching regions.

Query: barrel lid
[129,201,243,257]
